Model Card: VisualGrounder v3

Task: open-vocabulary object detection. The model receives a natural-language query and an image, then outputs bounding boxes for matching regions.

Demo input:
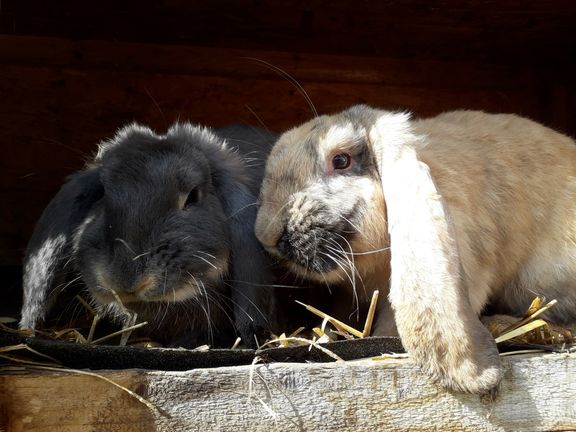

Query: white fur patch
[96,122,226,161]
[96,123,156,159]
[72,214,95,253]
[24,234,67,289]
[319,123,361,155]
[168,123,225,151]
[368,112,415,165]
[21,233,68,328]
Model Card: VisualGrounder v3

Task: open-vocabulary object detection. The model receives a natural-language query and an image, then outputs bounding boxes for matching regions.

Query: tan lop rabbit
[255,105,576,393]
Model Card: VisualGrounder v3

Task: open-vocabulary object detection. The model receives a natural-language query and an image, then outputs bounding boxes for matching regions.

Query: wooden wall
[1,1,575,271]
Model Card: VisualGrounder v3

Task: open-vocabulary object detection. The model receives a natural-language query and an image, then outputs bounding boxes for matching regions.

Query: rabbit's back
[414,111,576,319]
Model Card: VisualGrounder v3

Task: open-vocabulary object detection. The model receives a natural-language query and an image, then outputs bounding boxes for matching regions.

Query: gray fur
[21,123,277,348]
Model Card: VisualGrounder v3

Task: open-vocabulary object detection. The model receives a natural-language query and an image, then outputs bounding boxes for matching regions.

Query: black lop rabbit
[20,122,277,348]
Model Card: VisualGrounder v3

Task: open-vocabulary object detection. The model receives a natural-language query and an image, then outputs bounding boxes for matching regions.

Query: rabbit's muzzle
[272,196,357,275]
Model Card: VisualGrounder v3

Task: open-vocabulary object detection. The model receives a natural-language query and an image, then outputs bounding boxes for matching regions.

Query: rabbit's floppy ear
[369,112,501,393]
[20,168,103,330]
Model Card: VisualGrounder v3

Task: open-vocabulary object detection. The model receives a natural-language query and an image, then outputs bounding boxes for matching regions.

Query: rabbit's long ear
[369,113,501,393]
[20,168,103,330]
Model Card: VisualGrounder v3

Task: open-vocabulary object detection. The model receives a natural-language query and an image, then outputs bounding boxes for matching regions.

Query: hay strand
[498,299,558,336]
[86,314,101,343]
[295,301,363,338]
[231,337,242,350]
[0,343,61,365]
[119,313,139,347]
[495,319,548,344]
[260,336,346,362]
[90,321,148,345]
[362,290,379,337]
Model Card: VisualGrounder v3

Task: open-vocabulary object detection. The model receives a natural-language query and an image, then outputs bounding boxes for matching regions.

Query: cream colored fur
[255,106,576,393]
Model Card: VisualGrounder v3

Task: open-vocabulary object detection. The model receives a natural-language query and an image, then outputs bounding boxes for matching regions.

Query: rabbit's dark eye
[332,153,351,170]
[184,187,203,207]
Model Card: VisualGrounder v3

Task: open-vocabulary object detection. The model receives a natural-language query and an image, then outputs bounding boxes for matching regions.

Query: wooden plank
[1,0,575,64]
[0,35,541,90]
[1,352,575,431]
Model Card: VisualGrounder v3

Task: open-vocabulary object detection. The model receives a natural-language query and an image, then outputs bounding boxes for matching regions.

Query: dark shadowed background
[1,0,576,316]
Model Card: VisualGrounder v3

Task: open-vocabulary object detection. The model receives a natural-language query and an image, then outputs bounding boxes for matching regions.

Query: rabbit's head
[255,105,390,285]
[22,123,274,346]
[76,125,235,314]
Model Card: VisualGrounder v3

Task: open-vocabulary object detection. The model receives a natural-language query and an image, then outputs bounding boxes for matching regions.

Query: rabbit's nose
[133,274,156,298]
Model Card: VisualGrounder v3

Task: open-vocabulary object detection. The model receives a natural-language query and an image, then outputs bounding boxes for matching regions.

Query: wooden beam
[0,36,540,90]
[1,352,575,431]
[2,0,576,64]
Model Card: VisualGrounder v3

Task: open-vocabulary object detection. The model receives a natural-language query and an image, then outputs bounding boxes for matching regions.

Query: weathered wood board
[3,0,576,65]
[1,352,575,432]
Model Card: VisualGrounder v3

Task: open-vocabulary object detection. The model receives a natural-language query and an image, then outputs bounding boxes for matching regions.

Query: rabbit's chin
[87,254,228,305]
[282,257,353,284]
[88,284,198,308]
[282,251,390,288]
[270,229,390,286]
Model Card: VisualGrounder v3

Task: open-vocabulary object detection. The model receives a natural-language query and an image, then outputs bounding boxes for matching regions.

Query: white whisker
[193,254,217,270]
[242,57,318,118]
[114,238,136,256]
[132,251,151,261]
